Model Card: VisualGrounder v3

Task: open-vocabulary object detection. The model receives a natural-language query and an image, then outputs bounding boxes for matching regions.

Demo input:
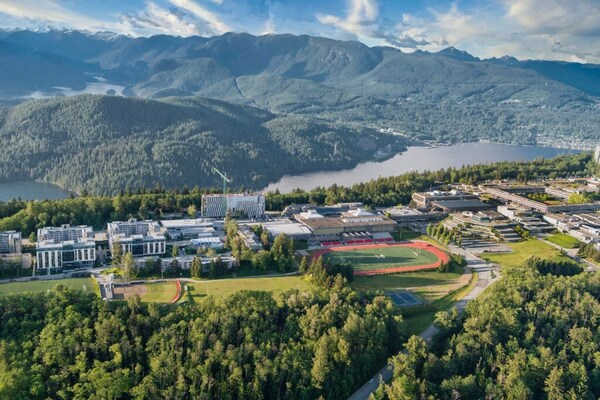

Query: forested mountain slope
[0,30,598,147]
[0,94,402,195]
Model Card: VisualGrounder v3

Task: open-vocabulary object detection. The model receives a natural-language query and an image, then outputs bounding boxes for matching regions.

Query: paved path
[348,247,499,400]
[540,239,599,272]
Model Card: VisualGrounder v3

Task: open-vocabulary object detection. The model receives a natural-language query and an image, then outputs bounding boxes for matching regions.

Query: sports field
[0,278,96,297]
[314,241,449,276]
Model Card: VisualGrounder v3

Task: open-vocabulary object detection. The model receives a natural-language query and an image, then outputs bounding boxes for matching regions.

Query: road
[348,248,499,400]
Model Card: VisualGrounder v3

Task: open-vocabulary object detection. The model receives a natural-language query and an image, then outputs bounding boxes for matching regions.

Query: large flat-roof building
[483,186,600,213]
[159,219,215,240]
[412,190,479,209]
[36,225,96,273]
[201,194,265,218]
[295,209,396,240]
[262,220,313,240]
[0,231,21,254]
[107,219,166,257]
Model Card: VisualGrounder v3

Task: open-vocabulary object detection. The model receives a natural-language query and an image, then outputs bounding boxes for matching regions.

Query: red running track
[312,241,450,276]
[170,280,182,304]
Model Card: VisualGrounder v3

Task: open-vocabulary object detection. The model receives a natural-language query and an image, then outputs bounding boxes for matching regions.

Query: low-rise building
[36,225,96,273]
[107,219,166,257]
[295,208,396,241]
[238,227,262,250]
[412,190,479,209]
[262,220,313,240]
[0,231,21,254]
[201,193,265,218]
[159,219,215,240]
[190,236,223,249]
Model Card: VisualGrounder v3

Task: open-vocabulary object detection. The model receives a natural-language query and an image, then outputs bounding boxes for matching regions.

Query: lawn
[352,267,468,302]
[546,233,581,249]
[140,282,178,303]
[137,276,312,303]
[480,239,567,269]
[186,276,310,299]
[322,245,440,272]
[391,228,422,242]
[402,272,478,336]
[0,278,96,297]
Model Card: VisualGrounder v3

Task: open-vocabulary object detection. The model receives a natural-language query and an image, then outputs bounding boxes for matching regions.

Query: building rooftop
[263,221,313,237]
[159,219,212,228]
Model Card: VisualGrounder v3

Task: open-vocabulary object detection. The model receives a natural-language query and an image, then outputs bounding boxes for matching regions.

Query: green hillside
[0,94,404,195]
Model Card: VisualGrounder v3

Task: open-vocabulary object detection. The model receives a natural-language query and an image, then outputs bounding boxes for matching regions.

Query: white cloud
[388,1,600,63]
[316,0,379,37]
[169,0,231,34]
[261,14,276,35]
[505,0,600,36]
[118,2,201,37]
[0,0,118,32]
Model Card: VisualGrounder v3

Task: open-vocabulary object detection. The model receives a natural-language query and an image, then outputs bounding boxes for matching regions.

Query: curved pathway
[347,246,499,400]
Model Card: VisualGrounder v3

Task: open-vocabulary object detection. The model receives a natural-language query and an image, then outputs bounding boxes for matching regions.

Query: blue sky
[1,0,599,63]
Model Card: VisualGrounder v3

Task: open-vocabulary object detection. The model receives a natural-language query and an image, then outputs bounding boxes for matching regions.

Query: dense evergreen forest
[0,152,593,237]
[0,95,403,195]
[372,260,600,399]
[1,31,600,149]
[0,284,404,399]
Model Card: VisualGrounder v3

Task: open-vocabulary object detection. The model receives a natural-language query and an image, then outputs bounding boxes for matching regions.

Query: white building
[201,193,265,218]
[107,219,166,257]
[190,236,223,249]
[36,225,96,273]
[0,231,21,254]
[159,219,215,240]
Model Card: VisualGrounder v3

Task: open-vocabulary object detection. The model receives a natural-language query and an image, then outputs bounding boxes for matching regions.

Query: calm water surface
[263,143,580,193]
[0,143,581,200]
[0,182,72,202]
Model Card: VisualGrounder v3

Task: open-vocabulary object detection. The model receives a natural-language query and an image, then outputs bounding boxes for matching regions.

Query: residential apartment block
[36,225,96,272]
[107,219,166,257]
[0,231,22,254]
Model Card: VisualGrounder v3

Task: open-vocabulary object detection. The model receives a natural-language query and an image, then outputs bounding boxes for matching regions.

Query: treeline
[300,256,354,288]
[427,222,461,246]
[0,285,405,399]
[578,242,600,263]
[372,260,598,399]
[266,152,594,210]
[0,152,593,237]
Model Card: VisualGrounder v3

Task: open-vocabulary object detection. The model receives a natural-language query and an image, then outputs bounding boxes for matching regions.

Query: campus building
[483,186,600,213]
[0,231,22,254]
[201,194,265,218]
[412,190,479,209]
[36,225,96,272]
[294,208,397,241]
[159,219,216,240]
[107,219,166,257]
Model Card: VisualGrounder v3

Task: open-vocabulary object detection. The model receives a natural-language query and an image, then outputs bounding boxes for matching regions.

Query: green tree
[190,256,202,279]
[122,252,134,283]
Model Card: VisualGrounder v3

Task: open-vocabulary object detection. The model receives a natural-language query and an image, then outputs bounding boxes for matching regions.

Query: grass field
[402,272,478,336]
[0,278,96,297]
[140,282,178,303]
[480,239,568,269]
[391,228,422,242]
[546,233,581,249]
[185,276,310,299]
[352,266,468,302]
[322,245,440,272]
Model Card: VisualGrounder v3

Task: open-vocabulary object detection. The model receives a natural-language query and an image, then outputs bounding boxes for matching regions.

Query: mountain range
[0,29,598,194]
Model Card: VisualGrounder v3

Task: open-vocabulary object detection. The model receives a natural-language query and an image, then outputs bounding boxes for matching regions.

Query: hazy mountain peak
[436,46,479,61]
